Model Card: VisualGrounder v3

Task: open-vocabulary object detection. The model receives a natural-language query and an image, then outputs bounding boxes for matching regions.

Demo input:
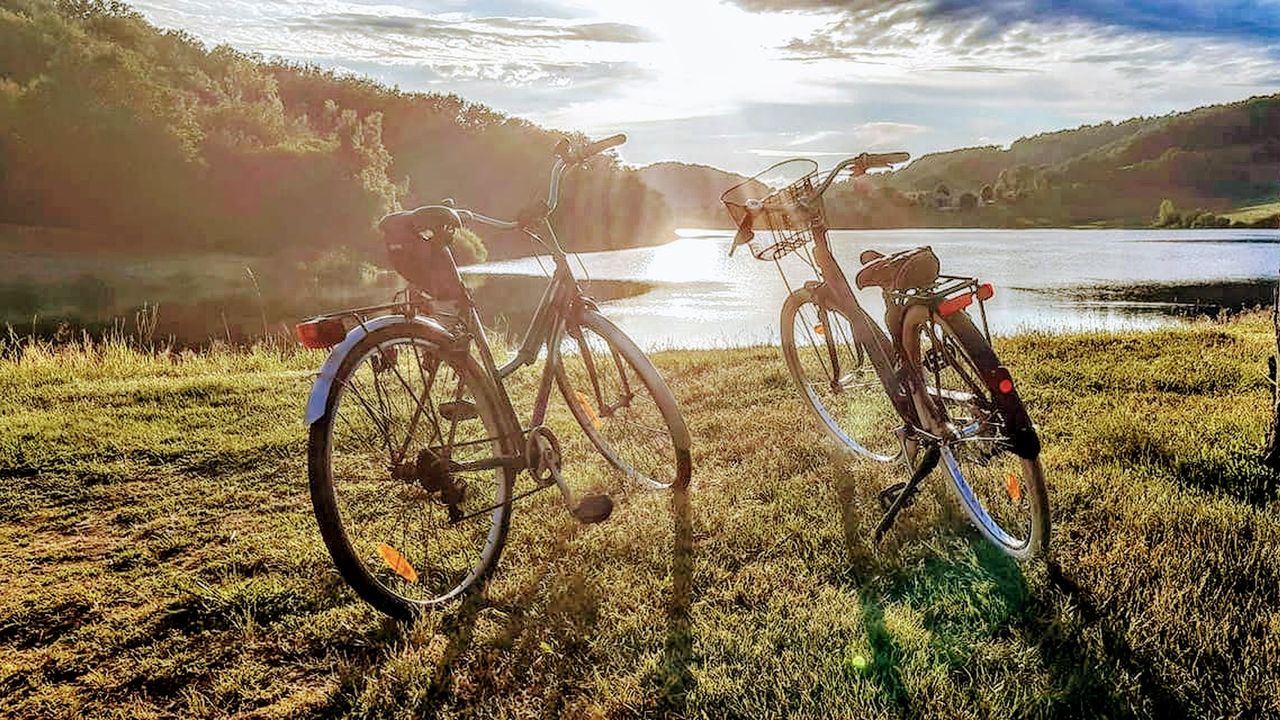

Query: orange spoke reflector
[576,390,603,430]
[377,543,419,584]
[1006,473,1022,503]
[814,323,826,336]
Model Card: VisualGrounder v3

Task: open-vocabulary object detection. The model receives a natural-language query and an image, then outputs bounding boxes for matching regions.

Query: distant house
[933,183,952,209]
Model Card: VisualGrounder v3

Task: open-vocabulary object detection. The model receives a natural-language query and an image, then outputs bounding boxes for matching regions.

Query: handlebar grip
[583,133,626,158]
[559,133,627,164]
[863,151,910,167]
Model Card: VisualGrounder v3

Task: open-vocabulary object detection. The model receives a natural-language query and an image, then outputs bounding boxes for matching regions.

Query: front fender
[304,314,453,426]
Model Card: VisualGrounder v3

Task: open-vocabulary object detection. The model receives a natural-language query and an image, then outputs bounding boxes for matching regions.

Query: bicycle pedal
[439,400,478,422]
[878,482,908,512]
[571,494,614,524]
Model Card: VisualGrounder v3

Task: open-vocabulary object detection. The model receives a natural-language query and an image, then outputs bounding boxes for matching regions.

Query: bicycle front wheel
[780,288,903,462]
[556,309,691,490]
[900,304,1049,560]
[308,322,518,618]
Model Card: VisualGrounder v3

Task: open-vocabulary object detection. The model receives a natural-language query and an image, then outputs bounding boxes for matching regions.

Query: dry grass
[0,315,1277,718]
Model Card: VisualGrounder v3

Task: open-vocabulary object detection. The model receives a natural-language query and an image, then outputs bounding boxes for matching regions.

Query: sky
[133,0,1280,174]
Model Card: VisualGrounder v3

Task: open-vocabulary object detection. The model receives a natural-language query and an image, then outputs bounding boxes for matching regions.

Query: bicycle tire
[899,304,1050,560]
[780,287,903,463]
[555,309,692,491]
[308,322,518,618]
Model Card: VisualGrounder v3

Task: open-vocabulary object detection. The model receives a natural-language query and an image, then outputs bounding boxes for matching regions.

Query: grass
[1222,200,1280,224]
[1,314,1278,718]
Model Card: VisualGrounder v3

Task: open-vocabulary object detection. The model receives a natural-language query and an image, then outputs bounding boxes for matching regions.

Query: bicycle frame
[462,249,594,451]
[804,227,933,436]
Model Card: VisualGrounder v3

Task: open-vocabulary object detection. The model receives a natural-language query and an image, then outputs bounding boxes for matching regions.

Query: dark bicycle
[723,153,1048,560]
[297,134,692,618]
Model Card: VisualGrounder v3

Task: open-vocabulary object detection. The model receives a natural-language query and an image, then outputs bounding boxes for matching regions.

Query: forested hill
[0,0,673,261]
[634,162,756,228]
[640,95,1280,229]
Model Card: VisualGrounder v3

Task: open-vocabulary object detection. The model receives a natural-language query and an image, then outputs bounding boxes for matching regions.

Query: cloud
[293,13,654,44]
[851,121,927,147]
[732,0,1280,44]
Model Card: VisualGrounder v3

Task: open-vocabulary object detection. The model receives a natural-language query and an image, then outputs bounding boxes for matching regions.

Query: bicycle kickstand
[874,444,941,544]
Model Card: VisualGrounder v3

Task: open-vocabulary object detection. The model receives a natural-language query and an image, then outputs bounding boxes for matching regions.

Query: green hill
[0,0,673,262]
[640,95,1280,229]
[635,162,758,227]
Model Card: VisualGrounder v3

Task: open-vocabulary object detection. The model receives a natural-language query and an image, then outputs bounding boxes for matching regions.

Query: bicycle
[296,134,692,618]
[722,153,1048,560]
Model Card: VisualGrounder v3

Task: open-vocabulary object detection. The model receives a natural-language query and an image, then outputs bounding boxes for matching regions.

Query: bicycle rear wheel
[900,304,1049,560]
[308,322,518,618]
[780,288,903,462]
[556,309,691,491]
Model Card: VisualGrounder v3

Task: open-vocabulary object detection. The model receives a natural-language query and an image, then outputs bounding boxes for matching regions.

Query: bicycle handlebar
[726,150,910,257]
[460,133,628,231]
[557,133,627,165]
[811,151,911,197]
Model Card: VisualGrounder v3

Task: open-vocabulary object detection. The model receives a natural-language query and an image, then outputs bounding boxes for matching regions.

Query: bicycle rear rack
[296,290,465,349]
[888,274,994,343]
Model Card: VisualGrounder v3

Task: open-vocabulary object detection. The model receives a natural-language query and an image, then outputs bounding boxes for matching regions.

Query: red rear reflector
[977,283,995,301]
[998,378,1014,394]
[937,293,973,316]
[295,318,347,349]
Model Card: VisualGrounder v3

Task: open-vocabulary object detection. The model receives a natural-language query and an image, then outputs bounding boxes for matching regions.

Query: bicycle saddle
[378,206,466,299]
[855,246,940,290]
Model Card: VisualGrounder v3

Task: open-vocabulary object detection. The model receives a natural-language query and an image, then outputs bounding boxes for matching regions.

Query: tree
[1156,198,1180,227]
[980,184,995,204]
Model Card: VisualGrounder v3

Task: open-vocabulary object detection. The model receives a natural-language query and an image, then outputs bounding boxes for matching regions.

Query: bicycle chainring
[525,425,562,486]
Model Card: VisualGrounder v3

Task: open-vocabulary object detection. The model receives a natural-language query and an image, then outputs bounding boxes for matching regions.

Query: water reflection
[469,227,1280,351]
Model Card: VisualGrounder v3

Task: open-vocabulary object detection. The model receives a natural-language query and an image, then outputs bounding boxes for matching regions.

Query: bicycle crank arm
[546,463,614,524]
[529,427,614,524]
[874,444,941,543]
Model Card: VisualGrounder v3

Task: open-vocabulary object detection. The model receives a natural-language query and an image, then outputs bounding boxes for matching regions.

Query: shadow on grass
[829,462,1172,717]
[647,484,696,714]
[1042,559,1183,716]
[340,486,695,717]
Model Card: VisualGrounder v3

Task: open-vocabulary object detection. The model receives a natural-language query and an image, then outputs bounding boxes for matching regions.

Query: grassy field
[1,315,1278,718]
[1222,200,1280,224]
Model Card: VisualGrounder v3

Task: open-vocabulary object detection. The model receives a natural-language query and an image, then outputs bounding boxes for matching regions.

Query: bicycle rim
[781,292,902,462]
[313,330,512,609]
[903,308,1047,558]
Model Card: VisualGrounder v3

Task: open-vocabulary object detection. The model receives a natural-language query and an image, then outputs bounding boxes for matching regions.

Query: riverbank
[1,314,1276,717]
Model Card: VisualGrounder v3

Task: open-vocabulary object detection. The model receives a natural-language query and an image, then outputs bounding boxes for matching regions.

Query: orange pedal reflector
[1006,473,1022,502]
[576,390,603,430]
[377,543,419,583]
[814,323,826,336]
[976,283,995,301]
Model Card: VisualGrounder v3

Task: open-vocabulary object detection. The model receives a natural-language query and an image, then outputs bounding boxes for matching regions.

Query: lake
[468,228,1280,351]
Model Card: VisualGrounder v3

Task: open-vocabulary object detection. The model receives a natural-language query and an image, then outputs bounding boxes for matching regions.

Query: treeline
[0,0,673,262]
[1153,199,1278,229]
[640,94,1280,229]
[866,95,1280,227]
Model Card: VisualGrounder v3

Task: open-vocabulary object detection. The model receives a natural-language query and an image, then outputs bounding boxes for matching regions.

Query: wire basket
[721,159,824,261]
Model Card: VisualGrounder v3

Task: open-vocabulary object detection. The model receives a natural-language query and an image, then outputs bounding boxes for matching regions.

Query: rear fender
[982,365,1041,459]
[304,314,454,426]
